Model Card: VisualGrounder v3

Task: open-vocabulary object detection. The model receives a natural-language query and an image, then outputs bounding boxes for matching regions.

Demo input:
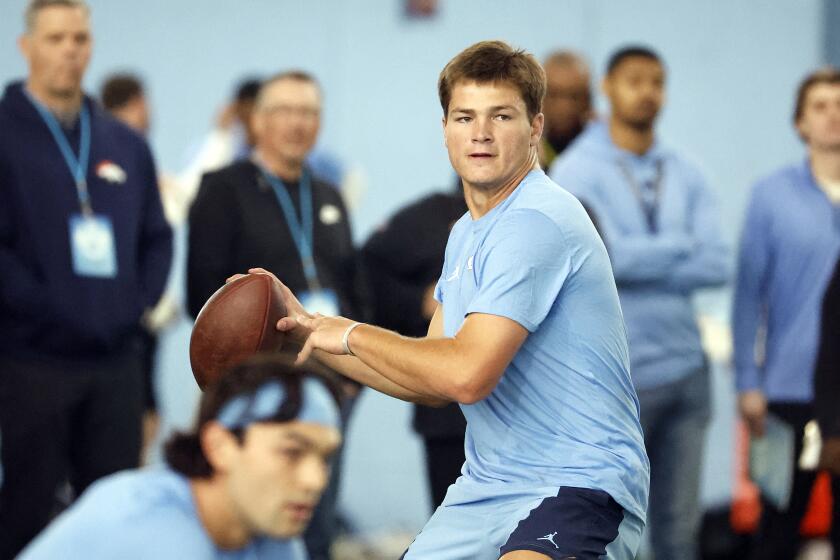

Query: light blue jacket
[550,120,729,390]
[732,161,840,402]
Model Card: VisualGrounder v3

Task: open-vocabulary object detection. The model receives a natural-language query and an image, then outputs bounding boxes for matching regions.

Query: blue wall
[0,0,827,536]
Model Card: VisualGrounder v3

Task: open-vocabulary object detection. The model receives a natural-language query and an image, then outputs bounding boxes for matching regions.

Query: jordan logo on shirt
[446,264,461,281]
[538,532,559,549]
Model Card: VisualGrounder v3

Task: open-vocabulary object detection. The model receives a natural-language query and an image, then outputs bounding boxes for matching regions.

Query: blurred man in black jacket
[814,258,840,549]
[188,70,363,560]
[362,185,467,508]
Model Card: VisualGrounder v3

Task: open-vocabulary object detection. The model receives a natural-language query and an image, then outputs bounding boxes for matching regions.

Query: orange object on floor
[801,471,833,537]
[730,422,835,537]
[731,422,762,533]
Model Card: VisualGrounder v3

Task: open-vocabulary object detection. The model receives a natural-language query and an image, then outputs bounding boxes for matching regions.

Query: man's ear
[530,112,545,146]
[201,422,241,475]
[18,34,31,63]
[442,115,448,147]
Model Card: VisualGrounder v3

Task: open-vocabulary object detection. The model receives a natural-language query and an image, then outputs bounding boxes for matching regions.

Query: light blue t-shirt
[435,169,649,521]
[19,468,308,560]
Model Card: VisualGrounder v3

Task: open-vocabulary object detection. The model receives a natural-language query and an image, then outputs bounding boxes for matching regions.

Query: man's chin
[47,84,82,99]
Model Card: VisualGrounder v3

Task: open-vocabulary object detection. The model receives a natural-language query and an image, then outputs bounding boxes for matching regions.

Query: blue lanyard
[259,168,321,289]
[618,158,664,234]
[25,90,92,215]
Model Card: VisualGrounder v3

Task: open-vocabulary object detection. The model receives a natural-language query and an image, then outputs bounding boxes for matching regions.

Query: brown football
[189,273,287,390]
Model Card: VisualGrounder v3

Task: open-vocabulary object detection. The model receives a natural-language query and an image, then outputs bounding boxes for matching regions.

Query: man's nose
[298,458,329,496]
[471,118,492,143]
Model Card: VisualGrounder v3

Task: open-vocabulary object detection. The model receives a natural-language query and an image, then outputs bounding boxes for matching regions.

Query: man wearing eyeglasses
[187,71,363,560]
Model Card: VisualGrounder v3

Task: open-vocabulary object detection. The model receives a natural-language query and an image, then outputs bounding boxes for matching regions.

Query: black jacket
[0,82,172,357]
[187,160,364,321]
[362,191,468,439]
[815,257,840,438]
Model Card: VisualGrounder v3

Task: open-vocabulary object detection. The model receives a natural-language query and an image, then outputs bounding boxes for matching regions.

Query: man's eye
[280,447,304,460]
[495,114,511,121]
[455,116,471,123]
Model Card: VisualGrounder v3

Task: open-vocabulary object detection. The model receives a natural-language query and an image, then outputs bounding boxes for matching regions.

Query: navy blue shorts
[499,487,624,559]
[402,483,643,560]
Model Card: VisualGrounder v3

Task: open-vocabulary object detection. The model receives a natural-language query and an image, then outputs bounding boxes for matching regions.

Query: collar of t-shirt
[816,176,840,205]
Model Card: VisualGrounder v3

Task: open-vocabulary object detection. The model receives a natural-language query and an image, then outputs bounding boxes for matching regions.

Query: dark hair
[794,66,840,123]
[438,40,546,121]
[255,70,321,108]
[606,46,663,75]
[164,355,341,478]
[100,74,144,111]
[235,77,263,103]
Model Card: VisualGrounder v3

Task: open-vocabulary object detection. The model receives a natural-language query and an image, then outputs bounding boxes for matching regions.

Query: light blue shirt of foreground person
[18,468,307,560]
[436,169,650,522]
[550,120,729,391]
[733,161,840,402]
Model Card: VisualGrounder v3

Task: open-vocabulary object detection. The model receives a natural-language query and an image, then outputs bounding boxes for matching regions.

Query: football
[189,273,287,390]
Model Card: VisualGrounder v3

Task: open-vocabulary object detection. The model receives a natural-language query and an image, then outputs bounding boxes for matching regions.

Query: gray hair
[25,0,89,33]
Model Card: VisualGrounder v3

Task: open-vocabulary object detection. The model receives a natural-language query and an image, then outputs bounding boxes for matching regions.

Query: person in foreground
[242,40,650,560]
[18,356,342,560]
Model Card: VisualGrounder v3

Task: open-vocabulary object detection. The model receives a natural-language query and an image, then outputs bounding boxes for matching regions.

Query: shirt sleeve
[466,209,571,332]
[664,169,731,292]
[732,182,772,393]
[137,140,174,310]
[187,171,239,318]
[0,153,52,318]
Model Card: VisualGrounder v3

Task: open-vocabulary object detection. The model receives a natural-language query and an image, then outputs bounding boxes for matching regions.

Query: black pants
[749,403,840,560]
[423,436,466,510]
[0,348,144,559]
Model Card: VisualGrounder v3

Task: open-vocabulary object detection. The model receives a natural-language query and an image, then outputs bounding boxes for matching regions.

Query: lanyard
[26,91,92,215]
[618,158,664,234]
[259,168,321,291]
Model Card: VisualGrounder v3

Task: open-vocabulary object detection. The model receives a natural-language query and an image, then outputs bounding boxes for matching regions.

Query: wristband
[342,322,363,356]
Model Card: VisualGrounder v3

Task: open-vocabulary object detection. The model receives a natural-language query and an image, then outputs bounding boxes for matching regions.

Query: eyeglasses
[261,104,320,119]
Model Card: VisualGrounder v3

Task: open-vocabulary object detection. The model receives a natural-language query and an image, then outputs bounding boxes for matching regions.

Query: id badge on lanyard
[69,214,117,278]
[260,166,340,317]
[26,91,119,278]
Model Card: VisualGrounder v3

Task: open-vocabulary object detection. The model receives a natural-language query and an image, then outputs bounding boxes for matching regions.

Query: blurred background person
[550,46,730,560]
[361,180,467,511]
[99,71,173,464]
[19,357,342,560]
[187,70,365,560]
[0,1,172,557]
[733,67,840,560]
[100,72,149,135]
[539,49,592,169]
[815,257,840,540]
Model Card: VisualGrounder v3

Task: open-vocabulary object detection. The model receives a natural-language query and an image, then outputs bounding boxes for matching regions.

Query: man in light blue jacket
[550,46,729,560]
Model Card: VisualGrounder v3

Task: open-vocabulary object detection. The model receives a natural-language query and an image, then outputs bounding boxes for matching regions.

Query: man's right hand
[738,390,767,438]
[226,268,315,346]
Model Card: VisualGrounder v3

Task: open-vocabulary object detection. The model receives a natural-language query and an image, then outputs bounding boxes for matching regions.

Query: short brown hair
[438,40,546,121]
[794,67,840,123]
[25,0,89,33]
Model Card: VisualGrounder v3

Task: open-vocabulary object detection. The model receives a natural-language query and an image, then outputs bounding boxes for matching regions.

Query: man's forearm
[344,323,481,403]
[311,349,449,406]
